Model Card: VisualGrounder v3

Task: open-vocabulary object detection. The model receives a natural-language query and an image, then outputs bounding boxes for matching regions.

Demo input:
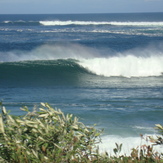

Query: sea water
[0,13,163,155]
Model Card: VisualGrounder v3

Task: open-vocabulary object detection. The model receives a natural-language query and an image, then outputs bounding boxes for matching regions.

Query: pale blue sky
[0,0,163,14]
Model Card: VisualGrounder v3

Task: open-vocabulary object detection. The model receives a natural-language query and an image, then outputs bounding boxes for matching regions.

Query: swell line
[1,20,163,27]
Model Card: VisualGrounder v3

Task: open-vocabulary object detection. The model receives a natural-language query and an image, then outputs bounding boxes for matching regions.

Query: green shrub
[0,103,102,163]
[0,103,163,163]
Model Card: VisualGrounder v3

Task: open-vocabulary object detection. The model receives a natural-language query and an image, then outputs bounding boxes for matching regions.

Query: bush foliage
[0,103,163,162]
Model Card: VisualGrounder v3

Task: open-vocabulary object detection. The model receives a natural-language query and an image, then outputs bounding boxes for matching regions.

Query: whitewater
[0,13,163,155]
[39,20,163,26]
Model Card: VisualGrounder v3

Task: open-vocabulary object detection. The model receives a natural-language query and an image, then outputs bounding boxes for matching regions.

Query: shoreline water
[99,134,163,156]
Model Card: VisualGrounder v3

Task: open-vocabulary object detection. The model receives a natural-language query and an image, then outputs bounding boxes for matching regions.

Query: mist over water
[0,43,100,62]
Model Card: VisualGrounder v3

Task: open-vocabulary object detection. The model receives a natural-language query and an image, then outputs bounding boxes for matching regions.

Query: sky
[0,0,163,14]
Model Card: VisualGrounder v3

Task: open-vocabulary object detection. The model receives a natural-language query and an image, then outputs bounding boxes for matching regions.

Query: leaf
[20,106,29,112]
[39,108,46,112]
[113,148,118,154]
[16,119,25,124]
[95,132,100,137]
[31,149,38,158]
[0,115,4,133]
[40,102,46,107]
[155,124,163,130]
[36,119,45,128]
[38,136,45,141]
[7,115,15,123]
[120,143,122,151]
[54,143,61,149]
[72,125,79,130]
[44,156,48,160]
[2,106,7,115]
[38,114,49,118]
[115,143,118,149]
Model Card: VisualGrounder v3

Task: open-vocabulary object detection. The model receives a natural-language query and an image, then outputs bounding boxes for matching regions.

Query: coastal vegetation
[0,103,162,162]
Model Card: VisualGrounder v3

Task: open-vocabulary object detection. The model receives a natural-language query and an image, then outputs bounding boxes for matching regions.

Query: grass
[0,102,163,162]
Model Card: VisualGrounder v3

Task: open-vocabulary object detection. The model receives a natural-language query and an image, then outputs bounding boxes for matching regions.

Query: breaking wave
[40,20,163,26]
[0,44,163,78]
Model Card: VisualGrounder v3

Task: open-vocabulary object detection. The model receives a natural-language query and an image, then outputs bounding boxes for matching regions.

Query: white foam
[80,55,163,77]
[99,135,163,156]
[3,21,11,23]
[39,20,111,26]
[110,21,163,26]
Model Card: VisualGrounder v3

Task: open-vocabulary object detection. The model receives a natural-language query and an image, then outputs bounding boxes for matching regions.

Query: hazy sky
[0,0,163,14]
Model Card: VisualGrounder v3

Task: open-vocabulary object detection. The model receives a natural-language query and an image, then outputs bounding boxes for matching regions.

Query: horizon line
[0,11,163,15]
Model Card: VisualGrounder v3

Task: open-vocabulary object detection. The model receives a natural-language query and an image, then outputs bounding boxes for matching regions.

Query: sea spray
[0,44,97,62]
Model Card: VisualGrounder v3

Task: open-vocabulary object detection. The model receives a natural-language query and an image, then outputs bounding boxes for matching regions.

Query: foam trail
[80,55,163,77]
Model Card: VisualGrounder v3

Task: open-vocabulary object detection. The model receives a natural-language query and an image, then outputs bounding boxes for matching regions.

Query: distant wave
[1,20,163,27]
[39,20,111,26]
[39,20,163,26]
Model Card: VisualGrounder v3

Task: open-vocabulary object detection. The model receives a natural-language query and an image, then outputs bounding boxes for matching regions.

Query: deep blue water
[0,13,163,153]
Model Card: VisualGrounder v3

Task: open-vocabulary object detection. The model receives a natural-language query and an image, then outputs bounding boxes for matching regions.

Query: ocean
[0,13,163,155]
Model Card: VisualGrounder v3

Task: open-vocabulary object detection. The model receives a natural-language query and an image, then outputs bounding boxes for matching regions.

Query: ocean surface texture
[0,13,163,154]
